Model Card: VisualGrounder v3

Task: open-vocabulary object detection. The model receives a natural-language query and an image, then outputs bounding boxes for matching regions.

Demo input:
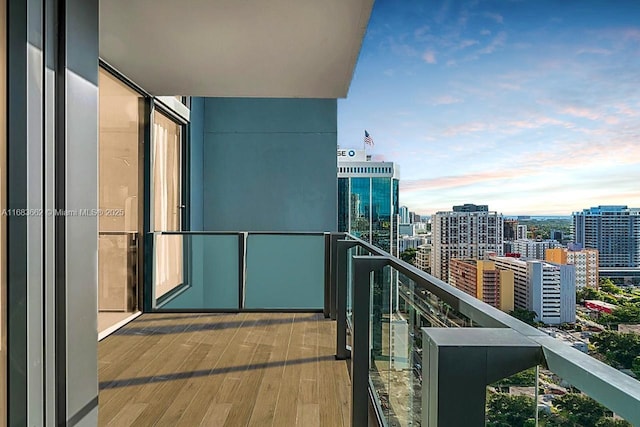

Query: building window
[350,178,371,242]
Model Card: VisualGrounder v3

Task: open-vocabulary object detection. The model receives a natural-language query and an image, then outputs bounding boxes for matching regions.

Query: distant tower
[432,204,504,281]
[573,205,640,268]
[338,149,400,256]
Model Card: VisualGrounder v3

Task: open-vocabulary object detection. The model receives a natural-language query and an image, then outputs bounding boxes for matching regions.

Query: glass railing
[151,231,326,310]
[337,234,640,427]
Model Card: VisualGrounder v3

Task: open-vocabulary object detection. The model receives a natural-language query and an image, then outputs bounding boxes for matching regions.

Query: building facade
[573,205,640,268]
[491,256,576,325]
[449,259,514,311]
[511,239,560,260]
[338,149,400,255]
[546,247,599,289]
[431,204,503,281]
[399,206,410,224]
[504,219,518,241]
[517,224,528,240]
[415,244,432,273]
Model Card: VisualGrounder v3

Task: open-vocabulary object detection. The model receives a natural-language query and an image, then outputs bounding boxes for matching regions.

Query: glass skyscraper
[337,149,399,255]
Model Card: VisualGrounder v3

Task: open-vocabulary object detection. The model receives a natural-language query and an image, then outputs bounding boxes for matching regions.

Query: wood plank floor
[98,312,351,426]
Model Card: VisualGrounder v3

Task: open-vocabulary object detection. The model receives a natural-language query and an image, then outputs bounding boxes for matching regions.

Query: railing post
[323,233,331,318]
[421,328,543,427]
[352,256,389,427]
[336,239,359,360]
[329,233,342,320]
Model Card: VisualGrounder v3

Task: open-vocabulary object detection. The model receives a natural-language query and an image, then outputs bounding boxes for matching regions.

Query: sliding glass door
[152,110,184,300]
[97,68,143,333]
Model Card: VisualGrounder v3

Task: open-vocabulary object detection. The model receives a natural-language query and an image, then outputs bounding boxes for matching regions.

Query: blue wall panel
[192,97,337,233]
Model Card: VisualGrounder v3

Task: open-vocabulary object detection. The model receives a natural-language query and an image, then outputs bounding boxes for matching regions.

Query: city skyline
[338,0,640,216]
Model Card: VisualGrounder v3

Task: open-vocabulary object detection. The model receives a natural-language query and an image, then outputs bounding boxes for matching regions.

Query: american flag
[364,130,374,146]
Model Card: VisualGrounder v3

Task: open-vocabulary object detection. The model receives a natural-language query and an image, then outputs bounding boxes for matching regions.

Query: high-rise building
[399,235,426,253]
[453,203,488,212]
[573,205,640,268]
[546,247,599,289]
[432,204,503,281]
[511,239,560,260]
[415,244,432,273]
[399,205,410,224]
[338,149,400,255]
[550,229,564,242]
[491,256,576,325]
[449,259,514,311]
[504,219,518,241]
[517,224,528,240]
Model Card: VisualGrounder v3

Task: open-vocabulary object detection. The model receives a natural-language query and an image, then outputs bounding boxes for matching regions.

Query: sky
[337,0,640,216]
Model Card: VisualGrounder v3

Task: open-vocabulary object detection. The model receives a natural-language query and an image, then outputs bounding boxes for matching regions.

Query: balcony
[97,231,640,426]
[98,312,350,426]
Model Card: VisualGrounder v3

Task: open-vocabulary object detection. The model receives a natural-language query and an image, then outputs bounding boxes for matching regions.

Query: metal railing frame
[333,233,640,427]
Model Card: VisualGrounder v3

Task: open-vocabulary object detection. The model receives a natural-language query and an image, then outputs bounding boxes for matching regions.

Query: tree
[600,278,622,294]
[486,393,535,427]
[400,247,417,264]
[577,287,601,302]
[600,304,640,325]
[590,331,640,368]
[554,393,608,427]
[509,308,538,326]
[491,368,536,388]
[595,418,633,427]
[632,356,640,378]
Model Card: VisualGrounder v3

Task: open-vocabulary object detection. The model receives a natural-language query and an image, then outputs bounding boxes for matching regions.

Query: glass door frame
[146,99,190,311]
[98,60,152,316]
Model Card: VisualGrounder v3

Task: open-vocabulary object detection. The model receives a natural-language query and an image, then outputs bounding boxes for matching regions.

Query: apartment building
[449,259,514,311]
[491,256,576,325]
[546,247,599,289]
[432,204,503,281]
[510,238,560,260]
[573,205,640,268]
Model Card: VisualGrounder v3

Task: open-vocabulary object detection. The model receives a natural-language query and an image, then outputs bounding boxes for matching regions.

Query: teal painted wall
[191,97,337,232]
[189,97,205,231]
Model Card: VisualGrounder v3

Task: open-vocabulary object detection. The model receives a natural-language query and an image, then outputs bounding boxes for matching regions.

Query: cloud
[559,106,619,124]
[385,36,419,57]
[477,31,507,54]
[480,29,491,36]
[422,49,437,64]
[414,25,430,39]
[401,169,536,192]
[576,47,613,56]
[431,95,462,105]
[383,69,395,76]
[483,12,504,24]
[458,39,479,49]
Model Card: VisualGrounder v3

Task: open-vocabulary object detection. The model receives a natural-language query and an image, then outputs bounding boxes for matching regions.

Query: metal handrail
[342,233,640,426]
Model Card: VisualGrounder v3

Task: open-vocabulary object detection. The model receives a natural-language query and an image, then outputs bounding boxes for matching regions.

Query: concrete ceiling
[100,0,373,98]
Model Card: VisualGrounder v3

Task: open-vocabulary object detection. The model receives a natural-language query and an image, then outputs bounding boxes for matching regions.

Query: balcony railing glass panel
[244,233,325,309]
[153,232,240,309]
[152,232,327,311]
